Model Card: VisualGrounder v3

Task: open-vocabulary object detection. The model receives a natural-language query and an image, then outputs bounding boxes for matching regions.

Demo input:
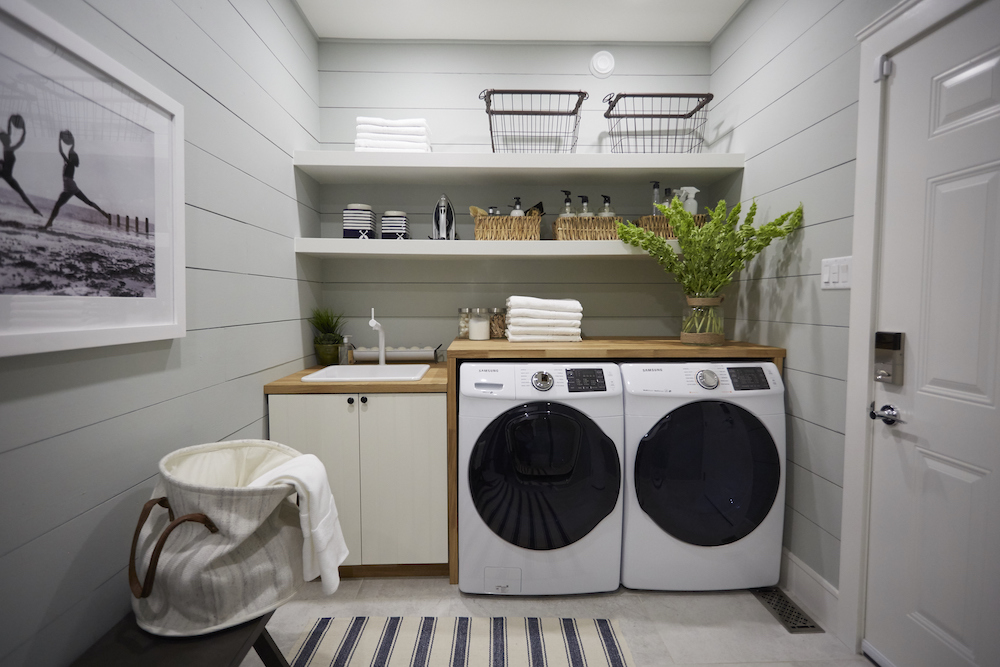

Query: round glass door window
[469,402,620,550]
[634,400,780,546]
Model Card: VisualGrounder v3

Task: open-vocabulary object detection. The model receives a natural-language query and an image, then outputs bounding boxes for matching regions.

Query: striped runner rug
[288,616,636,667]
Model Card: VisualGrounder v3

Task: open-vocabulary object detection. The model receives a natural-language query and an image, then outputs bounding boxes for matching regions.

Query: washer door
[469,401,620,550]
[635,400,780,547]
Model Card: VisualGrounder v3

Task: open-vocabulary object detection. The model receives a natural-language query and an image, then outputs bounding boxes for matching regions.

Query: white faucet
[368,308,386,365]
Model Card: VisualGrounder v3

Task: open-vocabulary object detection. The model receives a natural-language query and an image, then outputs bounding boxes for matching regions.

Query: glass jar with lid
[489,307,506,338]
[457,307,471,339]
[468,308,491,341]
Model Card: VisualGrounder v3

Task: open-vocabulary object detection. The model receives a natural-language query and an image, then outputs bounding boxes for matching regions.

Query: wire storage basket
[603,93,713,153]
[480,89,589,153]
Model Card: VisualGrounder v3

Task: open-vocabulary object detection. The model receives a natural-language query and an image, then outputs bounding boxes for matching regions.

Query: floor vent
[750,587,824,634]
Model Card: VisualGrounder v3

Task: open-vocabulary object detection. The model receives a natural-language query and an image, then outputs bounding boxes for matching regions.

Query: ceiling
[293,0,747,43]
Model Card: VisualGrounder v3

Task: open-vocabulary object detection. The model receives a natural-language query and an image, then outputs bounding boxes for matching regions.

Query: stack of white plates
[343,203,375,239]
[381,210,409,240]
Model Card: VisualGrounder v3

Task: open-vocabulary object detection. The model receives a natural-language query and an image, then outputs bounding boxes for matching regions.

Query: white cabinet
[268,392,448,566]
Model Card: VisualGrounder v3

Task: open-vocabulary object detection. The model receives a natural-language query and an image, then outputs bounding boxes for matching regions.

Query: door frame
[839,0,990,650]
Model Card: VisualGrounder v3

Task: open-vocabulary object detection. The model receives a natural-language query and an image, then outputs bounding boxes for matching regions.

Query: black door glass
[469,402,620,550]
[634,400,780,547]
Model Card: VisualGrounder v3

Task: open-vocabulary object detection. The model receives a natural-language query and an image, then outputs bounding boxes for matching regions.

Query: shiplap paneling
[714,0,898,587]
[0,0,319,663]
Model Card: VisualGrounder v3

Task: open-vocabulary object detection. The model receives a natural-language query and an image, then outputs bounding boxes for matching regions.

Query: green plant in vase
[308,307,346,365]
[617,198,803,345]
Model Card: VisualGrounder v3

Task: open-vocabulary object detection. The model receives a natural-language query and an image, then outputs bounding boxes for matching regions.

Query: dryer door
[635,400,780,546]
[469,401,620,550]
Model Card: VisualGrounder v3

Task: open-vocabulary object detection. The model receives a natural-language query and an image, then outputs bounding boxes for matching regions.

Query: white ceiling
[294,0,747,43]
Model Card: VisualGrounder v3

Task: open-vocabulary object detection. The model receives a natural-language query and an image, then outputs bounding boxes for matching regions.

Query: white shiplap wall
[315,40,725,349]
[0,1,320,665]
[707,0,897,595]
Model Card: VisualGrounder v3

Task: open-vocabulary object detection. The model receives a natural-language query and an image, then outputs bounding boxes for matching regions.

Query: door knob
[869,402,905,425]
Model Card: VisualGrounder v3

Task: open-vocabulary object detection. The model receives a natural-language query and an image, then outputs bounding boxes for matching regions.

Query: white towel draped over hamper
[128,439,346,637]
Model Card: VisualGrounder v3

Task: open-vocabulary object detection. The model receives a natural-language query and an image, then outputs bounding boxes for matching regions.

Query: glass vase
[680,295,725,345]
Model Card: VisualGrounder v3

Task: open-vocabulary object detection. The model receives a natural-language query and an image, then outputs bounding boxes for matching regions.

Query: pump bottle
[509,196,525,216]
[598,195,616,217]
[558,190,577,218]
[577,195,594,217]
[651,181,661,215]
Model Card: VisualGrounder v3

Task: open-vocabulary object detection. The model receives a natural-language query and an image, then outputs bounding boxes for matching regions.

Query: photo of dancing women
[0,113,42,216]
[43,129,109,228]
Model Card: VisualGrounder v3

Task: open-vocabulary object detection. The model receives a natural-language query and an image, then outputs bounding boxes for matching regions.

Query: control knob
[531,371,554,391]
[696,369,720,390]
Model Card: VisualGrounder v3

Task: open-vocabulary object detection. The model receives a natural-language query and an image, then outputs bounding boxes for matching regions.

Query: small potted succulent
[617,198,803,345]
[308,307,346,365]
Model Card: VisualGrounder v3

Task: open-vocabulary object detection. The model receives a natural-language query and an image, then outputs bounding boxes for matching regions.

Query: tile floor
[241,577,872,667]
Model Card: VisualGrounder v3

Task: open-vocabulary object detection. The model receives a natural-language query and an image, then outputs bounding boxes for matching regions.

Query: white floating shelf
[294,151,744,188]
[294,238,674,260]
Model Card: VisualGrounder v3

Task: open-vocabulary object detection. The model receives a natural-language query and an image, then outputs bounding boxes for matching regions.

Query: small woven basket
[474,215,541,240]
[553,217,623,240]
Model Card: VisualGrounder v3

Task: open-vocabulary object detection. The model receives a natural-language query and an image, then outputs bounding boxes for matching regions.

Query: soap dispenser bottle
[509,196,525,217]
[577,195,594,217]
[558,190,577,218]
[598,195,616,217]
[651,181,661,215]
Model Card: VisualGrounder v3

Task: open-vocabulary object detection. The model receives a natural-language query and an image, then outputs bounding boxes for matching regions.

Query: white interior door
[863,2,1000,666]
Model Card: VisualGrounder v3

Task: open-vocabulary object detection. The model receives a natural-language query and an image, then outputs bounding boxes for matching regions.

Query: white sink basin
[302,364,430,382]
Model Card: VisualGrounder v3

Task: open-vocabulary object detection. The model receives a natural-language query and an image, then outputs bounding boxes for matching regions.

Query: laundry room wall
[706,0,897,619]
[0,1,320,665]
[313,40,719,350]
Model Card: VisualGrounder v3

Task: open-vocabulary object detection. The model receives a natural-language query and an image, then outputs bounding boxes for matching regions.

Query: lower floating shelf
[294,238,675,260]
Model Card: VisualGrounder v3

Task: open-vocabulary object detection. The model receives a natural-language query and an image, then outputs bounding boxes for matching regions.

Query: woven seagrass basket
[553,217,623,240]
[474,215,541,240]
[633,213,708,239]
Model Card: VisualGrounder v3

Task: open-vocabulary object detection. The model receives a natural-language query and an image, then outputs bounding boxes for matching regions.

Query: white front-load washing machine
[458,362,624,595]
[619,361,785,591]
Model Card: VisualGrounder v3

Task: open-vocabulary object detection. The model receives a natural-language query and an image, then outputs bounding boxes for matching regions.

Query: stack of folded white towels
[505,295,583,342]
[355,116,431,153]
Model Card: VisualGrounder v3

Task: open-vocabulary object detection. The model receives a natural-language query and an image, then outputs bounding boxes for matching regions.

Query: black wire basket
[480,89,589,153]
[603,93,713,153]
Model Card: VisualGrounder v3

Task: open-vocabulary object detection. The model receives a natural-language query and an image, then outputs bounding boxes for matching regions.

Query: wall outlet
[821,256,852,290]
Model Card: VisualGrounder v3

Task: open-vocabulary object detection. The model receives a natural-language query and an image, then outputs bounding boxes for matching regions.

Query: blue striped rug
[288,617,635,667]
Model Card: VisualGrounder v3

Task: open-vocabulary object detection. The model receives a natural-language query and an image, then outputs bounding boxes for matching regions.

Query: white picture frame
[0,0,184,357]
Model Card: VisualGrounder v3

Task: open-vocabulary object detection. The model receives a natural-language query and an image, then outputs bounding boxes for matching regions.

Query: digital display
[566,368,607,392]
[727,366,769,391]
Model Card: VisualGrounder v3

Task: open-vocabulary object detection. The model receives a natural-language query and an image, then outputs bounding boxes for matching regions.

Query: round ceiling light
[590,51,615,79]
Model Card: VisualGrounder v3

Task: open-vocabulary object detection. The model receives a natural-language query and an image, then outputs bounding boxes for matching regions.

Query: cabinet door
[268,394,363,566]
[359,393,448,565]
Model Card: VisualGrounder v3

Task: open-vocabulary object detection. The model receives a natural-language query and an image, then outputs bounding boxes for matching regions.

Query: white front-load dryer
[458,362,624,595]
[620,362,786,591]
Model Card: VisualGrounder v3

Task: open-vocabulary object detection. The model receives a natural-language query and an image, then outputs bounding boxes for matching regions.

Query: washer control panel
[566,368,607,392]
[727,366,770,391]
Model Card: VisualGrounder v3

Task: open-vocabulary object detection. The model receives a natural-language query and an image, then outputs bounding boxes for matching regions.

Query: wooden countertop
[265,362,448,394]
[447,336,786,363]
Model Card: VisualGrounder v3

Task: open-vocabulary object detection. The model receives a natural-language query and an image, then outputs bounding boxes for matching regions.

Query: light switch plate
[821,256,852,290]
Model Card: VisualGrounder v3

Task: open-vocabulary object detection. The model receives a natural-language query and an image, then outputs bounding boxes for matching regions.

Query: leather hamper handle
[128,496,219,599]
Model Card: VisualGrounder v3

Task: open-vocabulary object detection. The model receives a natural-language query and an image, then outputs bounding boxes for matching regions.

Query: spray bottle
[678,186,700,215]
[577,195,594,217]
[509,196,525,216]
[598,195,616,217]
[558,190,577,218]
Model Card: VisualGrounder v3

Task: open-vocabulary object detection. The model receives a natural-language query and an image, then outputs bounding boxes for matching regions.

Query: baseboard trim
[339,563,450,578]
[778,548,840,634]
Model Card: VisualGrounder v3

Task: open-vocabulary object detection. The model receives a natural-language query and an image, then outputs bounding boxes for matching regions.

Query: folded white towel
[508,317,581,328]
[356,116,429,129]
[506,332,583,342]
[506,296,583,313]
[355,138,431,150]
[357,124,429,137]
[248,454,349,594]
[507,308,582,321]
[355,146,431,153]
[356,132,430,144]
[507,325,581,336]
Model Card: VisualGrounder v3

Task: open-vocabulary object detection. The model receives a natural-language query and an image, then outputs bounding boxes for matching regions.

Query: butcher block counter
[444,337,785,582]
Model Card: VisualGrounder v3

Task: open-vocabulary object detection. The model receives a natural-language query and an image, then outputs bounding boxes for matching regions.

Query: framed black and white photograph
[0,0,184,357]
